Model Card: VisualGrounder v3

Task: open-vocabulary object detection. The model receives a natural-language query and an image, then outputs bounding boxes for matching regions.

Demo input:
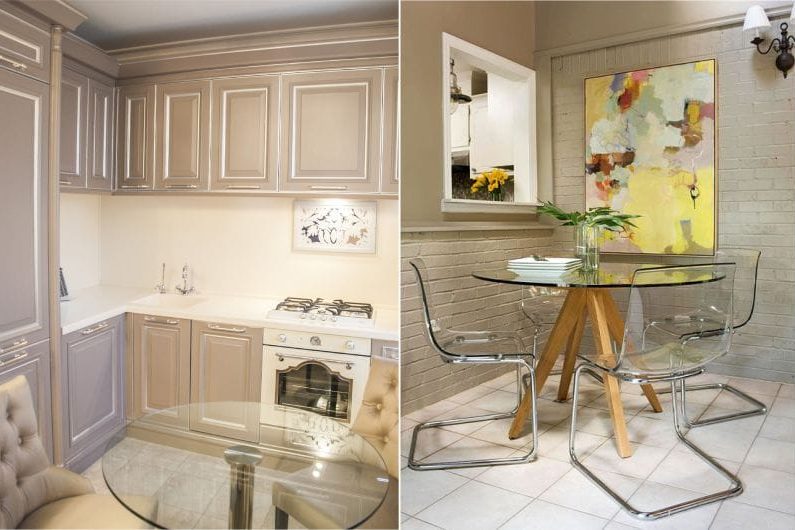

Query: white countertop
[60,285,399,341]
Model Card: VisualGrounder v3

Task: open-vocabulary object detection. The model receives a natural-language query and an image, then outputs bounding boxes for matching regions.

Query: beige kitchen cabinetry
[59,68,88,188]
[117,84,155,190]
[131,314,191,429]
[155,80,210,190]
[0,7,50,83]
[279,68,383,193]
[86,78,114,190]
[381,66,399,194]
[189,321,263,442]
[211,75,279,191]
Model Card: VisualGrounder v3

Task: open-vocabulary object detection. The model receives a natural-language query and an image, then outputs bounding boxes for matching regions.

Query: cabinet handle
[165,184,198,189]
[0,54,27,71]
[0,338,28,354]
[120,185,150,189]
[143,316,179,325]
[81,322,109,335]
[59,179,72,185]
[207,323,246,333]
[310,185,348,191]
[275,353,353,370]
[225,185,261,190]
[0,351,29,368]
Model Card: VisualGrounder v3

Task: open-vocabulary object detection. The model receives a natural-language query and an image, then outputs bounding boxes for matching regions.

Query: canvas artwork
[585,60,716,255]
[293,200,377,253]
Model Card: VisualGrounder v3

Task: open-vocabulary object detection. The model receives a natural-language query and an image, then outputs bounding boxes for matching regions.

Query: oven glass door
[276,360,353,422]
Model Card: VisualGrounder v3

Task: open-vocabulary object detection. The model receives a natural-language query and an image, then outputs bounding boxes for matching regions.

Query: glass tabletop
[472,261,723,288]
[102,402,389,529]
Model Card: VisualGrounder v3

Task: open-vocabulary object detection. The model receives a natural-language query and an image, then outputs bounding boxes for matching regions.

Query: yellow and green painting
[585,60,716,255]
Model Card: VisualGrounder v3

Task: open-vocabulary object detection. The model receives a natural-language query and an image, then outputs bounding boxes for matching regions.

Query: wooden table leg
[587,290,632,458]
[556,305,587,402]
[600,290,663,413]
[508,288,587,439]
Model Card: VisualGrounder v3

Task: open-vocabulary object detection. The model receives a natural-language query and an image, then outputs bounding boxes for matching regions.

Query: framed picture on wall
[293,200,377,253]
[584,59,717,255]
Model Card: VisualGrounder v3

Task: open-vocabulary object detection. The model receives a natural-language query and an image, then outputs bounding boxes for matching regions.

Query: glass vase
[575,223,601,272]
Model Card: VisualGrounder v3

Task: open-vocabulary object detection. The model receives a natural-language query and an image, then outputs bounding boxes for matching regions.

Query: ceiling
[66,0,398,50]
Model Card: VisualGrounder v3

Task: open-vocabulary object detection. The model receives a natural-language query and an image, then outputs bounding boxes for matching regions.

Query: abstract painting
[293,200,377,253]
[585,60,716,255]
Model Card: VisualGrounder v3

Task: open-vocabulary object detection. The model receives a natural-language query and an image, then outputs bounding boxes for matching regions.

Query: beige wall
[60,193,102,291]
[536,1,791,51]
[400,1,537,226]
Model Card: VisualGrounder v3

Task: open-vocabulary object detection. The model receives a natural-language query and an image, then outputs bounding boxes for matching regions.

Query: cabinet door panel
[381,66,398,194]
[87,79,114,190]
[59,68,87,188]
[0,8,50,82]
[117,85,154,190]
[190,322,262,441]
[0,71,49,348]
[280,69,382,192]
[156,81,209,190]
[133,315,190,429]
[211,76,278,190]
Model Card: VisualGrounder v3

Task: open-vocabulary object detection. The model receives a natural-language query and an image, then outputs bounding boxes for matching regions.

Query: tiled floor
[401,371,795,530]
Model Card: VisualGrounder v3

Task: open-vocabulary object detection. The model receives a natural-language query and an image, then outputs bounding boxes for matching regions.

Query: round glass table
[102,402,389,529]
[472,261,725,457]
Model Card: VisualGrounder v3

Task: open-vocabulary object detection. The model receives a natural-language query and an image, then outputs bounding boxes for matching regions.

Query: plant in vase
[471,168,511,201]
[536,201,640,271]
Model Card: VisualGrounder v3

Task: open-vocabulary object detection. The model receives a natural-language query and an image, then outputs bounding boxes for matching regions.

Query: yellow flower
[470,175,487,194]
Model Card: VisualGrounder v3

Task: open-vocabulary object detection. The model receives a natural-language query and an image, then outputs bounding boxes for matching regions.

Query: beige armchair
[0,376,154,529]
[273,357,399,529]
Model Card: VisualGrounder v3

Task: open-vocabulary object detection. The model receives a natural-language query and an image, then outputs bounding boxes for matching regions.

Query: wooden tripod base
[508,287,663,457]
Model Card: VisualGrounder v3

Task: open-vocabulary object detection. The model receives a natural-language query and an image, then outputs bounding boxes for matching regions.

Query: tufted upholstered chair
[272,357,399,529]
[0,376,154,529]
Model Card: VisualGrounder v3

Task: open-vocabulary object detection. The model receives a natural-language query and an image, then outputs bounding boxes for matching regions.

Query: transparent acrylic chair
[569,263,742,520]
[656,249,765,426]
[407,258,538,470]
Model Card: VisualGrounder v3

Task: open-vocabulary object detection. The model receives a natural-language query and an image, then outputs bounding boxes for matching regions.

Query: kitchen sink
[130,293,207,309]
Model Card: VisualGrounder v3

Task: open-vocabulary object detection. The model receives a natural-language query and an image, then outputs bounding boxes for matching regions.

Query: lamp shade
[743,5,771,31]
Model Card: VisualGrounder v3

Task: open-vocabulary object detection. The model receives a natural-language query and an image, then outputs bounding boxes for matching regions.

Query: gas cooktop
[268,297,375,327]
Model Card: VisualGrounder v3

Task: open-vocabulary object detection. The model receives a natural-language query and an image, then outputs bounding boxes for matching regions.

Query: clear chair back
[615,263,736,378]
[715,248,760,329]
[409,257,449,352]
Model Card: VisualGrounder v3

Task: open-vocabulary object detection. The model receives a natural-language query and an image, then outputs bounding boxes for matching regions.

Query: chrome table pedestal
[224,445,264,529]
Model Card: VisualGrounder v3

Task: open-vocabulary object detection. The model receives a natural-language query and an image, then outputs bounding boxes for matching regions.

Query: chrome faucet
[154,263,167,294]
[176,263,196,295]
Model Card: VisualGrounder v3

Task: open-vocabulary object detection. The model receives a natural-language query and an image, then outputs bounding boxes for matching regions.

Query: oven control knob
[278,334,287,343]
[345,340,355,351]
[310,336,321,346]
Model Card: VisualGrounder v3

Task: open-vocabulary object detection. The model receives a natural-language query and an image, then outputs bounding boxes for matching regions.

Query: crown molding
[63,32,119,79]
[11,0,87,31]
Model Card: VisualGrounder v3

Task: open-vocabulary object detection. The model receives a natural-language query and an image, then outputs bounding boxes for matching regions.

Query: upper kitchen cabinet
[381,66,398,194]
[59,68,88,188]
[86,79,114,190]
[155,80,210,190]
[0,7,50,83]
[0,70,49,350]
[280,68,383,193]
[211,76,279,191]
[117,84,155,190]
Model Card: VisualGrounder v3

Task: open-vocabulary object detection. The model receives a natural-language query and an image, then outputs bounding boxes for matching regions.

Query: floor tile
[726,377,782,397]
[403,417,419,432]
[422,436,517,470]
[584,441,669,479]
[769,397,795,419]
[416,480,531,530]
[734,464,795,514]
[448,384,500,405]
[673,422,757,463]
[434,404,499,435]
[402,517,442,530]
[401,468,468,515]
[539,468,642,519]
[625,415,679,449]
[711,390,775,412]
[758,415,795,442]
[536,399,575,425]
[647,450,739,494]
[474,390,522,413]
[500,499,608,530]
[540,424,608,463]
[483,372,520,389]
[401,424,462,460]
[744,436,795,474]
[475,456,570,498]
[406,400,462,423]
[470,417,544,449]
[778,384,794,399]
[649,383,721,405]
[589,392,654,415]
[571,406,618,438]
[710,500,795,530]
[612,481,721,529]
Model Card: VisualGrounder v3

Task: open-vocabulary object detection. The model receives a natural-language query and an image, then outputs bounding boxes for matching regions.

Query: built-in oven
[261,329,371,424]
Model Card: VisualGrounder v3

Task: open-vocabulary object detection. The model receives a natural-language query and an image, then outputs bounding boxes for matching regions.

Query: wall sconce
[449,58,471,114]
[743,4,795,78]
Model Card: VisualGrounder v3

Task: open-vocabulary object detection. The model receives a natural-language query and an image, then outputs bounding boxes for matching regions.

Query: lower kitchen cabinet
[132,313,191,429]
[189,321,263,442]
[61,315,124,471]
[0,338,52,460]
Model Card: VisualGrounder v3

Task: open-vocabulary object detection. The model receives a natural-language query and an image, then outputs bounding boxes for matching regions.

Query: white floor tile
[475,457,570,498]
[589,392,654,415]
[434,404,499,435]
[536,399,575,425]
[470,417,544,449]
[540,424,608,463]
[647,450,739,494]
[500,499,608,530]
[710,500,795,530]
[572,406,618,438]
[400,468,468,515]
[673,422,757,463]
[448,384,501,405]
[726,377,782,397]
[401,425,463,460]
[745,436,795,474]
[483,372,521,389]
[539,468,642,519]
[778,384,794,399]
[406,400,462,423]
[422,436,516,469]
[584,441,670,479]
[769,397,795,419]
[758,415,795,442]
[625,415,679,449]
[416,480,531,530]
[474,390,522,413]
[734,464,795,514]
[402,516,442,530]
[612,481,721,529]
[711,390,776,412]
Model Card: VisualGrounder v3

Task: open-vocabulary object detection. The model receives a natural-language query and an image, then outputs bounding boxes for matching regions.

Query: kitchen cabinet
[211,75,279,191]
[0,7,50,83]
[0,339,52,460]
[155,80,210,190]
[86,78,114,190]
[189,321,262,442]
[60,316,124,472]
[132,313,191,429]
[279,68,383,193]
[0,70,49,351]
[117,84,155,190]
[381,66,399,194]
[59,68,88,188]
[372,339,399,360]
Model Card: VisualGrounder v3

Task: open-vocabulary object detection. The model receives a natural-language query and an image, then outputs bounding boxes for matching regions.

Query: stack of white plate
[507,257,582,276]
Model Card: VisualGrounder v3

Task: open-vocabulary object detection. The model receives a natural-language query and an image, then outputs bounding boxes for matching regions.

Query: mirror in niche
[442,33,538,213]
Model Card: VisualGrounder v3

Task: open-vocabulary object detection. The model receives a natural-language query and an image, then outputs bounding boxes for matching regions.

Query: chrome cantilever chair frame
[407,259,538,470]
[655,249,766,428]
[568,263,743,520]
